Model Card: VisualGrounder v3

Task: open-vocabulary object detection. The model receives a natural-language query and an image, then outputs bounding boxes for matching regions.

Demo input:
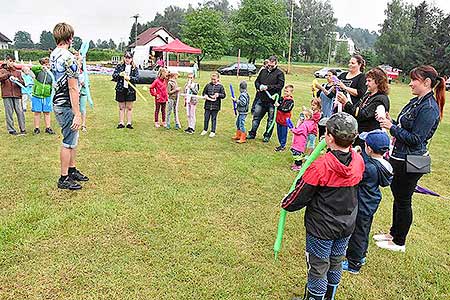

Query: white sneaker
[200,130,208,136]
[376,240,406,252]
[209,132,216,138]
[373,233,393,242]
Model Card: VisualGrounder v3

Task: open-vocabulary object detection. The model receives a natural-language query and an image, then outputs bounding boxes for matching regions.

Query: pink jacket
[291,119,316,152]
[149,77,168,103]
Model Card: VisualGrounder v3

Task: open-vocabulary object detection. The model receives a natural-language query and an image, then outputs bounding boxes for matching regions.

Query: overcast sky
[1,0,449,45]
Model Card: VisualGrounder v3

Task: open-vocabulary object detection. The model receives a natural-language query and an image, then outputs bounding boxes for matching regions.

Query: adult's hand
[336,92,348,105]
[379,112,393,130]
[71,113,82,131]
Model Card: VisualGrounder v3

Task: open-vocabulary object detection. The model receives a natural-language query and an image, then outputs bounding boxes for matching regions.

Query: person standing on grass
[20,66,35,112]
[342,129,393,275]
[231,80,250,143]
[112,51,139,129]
[274,84,295,152]
[282,112,364,300]
[183,72,200,134]
[0,55,26,135]
[149,67,169,128]
[200,72,226,138]
[248,55,285,143]
[50,22,88,190]
[166,71,181,130]
[30,57,56,135]
[375,65,445,252]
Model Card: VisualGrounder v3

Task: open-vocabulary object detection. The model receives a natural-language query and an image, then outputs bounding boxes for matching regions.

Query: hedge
[0,49,122,62]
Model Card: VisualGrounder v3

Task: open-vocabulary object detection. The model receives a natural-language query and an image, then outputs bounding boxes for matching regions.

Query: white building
[332,32,355,55]
[0,32,12,49]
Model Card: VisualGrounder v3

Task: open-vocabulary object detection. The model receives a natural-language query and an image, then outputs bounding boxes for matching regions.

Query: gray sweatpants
[3,97,25,133]
[166,98,179,127]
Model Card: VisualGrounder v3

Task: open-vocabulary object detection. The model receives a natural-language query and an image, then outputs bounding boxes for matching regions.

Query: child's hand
[231,97,236,102]
[274,101,280,107]
[119,71,126,77]
[176,87,181,92]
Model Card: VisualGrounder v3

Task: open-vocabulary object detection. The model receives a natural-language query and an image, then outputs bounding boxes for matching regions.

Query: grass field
[0,69,449,300]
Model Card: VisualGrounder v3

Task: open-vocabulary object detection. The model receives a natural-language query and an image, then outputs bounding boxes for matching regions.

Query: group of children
[0,55,58,136]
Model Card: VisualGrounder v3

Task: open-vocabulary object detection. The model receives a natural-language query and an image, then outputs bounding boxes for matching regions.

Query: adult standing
[375,65,445,252]
[112,51,139,129]
[337,54,367,107]
[0,55,26,135]
[337,67,390,148]
[247,55,285,142]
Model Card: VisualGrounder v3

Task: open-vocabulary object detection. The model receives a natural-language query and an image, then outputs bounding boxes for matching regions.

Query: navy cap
[359,129,390,152]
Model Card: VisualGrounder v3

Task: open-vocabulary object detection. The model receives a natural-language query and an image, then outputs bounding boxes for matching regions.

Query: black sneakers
[45,127,55,134]
[117,123,125,129]
[58,177,82,190]
[34,128,41,134]
[126,124,133,129]
[275,146,286,152]
[69,169,89,181]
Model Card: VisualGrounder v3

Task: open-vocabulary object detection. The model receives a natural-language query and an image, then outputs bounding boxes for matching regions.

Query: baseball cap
[326,112,358,141]
[359,129,390,153]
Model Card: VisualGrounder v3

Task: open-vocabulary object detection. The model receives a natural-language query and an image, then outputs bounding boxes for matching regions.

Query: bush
[0,49,123,62]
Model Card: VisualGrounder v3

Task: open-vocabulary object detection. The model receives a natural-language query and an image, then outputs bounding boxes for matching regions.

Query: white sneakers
[200,130,216,138]
[373,233,393,242]
[376,240,406,252]
[373,233,405,252]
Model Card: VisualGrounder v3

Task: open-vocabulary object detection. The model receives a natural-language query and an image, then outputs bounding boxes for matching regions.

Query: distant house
[332,32,355,55]
[128,27,176,69]
[0,32,12,49]
[128,27,175,51]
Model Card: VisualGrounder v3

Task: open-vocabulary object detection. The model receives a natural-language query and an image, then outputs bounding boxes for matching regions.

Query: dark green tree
[89,40,96,49]
[147,6,186,38]
[14,31,34,49]
[231,0,289,63]
[108,39,117,50]
[38,30,56,50]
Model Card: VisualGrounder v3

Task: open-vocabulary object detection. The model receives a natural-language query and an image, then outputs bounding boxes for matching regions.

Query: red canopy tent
[153,39,202,54]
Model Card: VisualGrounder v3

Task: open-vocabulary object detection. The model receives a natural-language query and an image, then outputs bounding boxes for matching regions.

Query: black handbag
[406,155,431,174]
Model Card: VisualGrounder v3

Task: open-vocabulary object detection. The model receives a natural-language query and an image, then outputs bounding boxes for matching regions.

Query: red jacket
[149,77,168,103]
[276,96,294,126]
[0,66,24,98]
[310,110,321,135]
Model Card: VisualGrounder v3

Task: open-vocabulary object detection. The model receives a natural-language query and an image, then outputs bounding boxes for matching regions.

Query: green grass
[0,70,450,300]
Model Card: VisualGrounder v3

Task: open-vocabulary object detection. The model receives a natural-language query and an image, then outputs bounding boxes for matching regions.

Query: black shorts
[115,89,136,102]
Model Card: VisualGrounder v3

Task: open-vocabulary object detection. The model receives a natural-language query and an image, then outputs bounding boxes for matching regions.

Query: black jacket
[254,67,285,104]
[202,82,226,111]
[343,92,390,133]
[112,63,139,94]
[281,150,365,240]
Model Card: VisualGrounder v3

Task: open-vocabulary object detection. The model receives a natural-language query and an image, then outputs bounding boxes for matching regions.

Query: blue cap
[359,129,390,153]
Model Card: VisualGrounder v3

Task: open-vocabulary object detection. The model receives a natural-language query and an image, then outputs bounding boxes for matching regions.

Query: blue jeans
[236,113,247,132]
[320,92,334,118]
[249,98,275,139]
[276,123,288,147]
[54,106,79,149]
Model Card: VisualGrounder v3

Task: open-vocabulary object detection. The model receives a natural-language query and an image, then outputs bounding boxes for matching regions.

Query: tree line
[131,0,450,74]
[12,30,125,52]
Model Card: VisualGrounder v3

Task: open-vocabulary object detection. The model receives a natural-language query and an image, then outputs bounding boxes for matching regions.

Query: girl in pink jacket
[290,109,317,171]
[149,68,168,127]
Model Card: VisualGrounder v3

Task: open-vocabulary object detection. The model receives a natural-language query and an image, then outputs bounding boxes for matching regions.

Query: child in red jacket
[274,84,295,152]
[149,68,168,128]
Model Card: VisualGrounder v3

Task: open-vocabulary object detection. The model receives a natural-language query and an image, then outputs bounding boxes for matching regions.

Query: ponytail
[435,77,446,119]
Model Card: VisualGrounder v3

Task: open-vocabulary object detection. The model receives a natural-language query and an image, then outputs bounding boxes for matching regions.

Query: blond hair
[303,108,313,119]
[53,23,74,45]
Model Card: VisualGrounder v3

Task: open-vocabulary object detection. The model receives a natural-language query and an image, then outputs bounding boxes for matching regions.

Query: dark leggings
[155,102,166,122]
[389,158,424,246]
[203,109,218,132]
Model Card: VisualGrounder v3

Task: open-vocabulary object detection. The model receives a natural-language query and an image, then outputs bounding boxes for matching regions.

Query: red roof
[153,39,202,54]
[129,27,175,47]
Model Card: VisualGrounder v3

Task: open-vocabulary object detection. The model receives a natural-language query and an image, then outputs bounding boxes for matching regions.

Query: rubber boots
[232,130,241,140]
[237,132,247,143]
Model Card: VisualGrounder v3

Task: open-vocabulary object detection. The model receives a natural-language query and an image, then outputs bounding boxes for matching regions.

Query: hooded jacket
[358,151,393,217]
[282,149,365,240]
[149,77,168,103]
[0,64,24,98]
[291,119,316,153]
[254,67,285,104]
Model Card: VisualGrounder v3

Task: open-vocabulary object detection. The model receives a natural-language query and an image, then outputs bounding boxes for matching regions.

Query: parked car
[314,67,343,78]
[217,63,257,76]
[379,64,402,84]
[446,78,450,91]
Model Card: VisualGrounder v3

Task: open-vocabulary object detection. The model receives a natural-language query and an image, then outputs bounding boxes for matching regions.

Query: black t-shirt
[338,72,367,105]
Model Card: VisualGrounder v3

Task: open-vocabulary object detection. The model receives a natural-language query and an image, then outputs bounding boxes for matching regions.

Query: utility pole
[327,36,332,67]
[131,14,140,48]
[287,0,295,74]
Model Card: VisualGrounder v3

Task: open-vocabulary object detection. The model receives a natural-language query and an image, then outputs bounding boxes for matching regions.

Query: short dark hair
[268,55,278,62]
[328,69,337,76]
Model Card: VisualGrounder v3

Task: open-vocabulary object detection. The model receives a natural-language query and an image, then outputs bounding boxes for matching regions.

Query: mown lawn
[0,69,449,300]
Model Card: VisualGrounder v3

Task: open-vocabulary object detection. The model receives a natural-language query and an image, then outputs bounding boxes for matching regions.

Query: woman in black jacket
[337,67,390,148]
[375,65,445,252]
